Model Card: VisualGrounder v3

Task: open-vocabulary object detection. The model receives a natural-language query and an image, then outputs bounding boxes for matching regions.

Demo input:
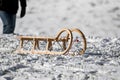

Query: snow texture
[0,0,120,80]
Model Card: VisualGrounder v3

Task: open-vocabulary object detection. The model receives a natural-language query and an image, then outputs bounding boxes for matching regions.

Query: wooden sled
[16,28,87,55]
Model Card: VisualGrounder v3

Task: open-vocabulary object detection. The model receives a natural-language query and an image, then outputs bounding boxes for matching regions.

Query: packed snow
[0,0,120,80]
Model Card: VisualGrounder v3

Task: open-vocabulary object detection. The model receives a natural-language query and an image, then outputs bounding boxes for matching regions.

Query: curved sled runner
[16,28,87,55]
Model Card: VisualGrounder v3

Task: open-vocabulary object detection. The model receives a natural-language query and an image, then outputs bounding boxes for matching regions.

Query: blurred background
[0,0,120,37]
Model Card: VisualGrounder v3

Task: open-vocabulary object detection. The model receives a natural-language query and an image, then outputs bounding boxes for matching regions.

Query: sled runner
[16,28,87,55]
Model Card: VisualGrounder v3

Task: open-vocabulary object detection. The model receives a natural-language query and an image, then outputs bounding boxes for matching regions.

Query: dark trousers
[0,11,16,34]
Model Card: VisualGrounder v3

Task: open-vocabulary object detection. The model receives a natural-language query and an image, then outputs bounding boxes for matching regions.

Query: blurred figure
[0,0,27,34]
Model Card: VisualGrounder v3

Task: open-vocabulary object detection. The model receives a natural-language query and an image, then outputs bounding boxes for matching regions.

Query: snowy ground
[0,35,120,80]
[0,0,120,80]
[0,0,120,37]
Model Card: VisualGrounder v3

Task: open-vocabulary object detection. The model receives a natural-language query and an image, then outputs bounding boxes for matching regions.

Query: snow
[0,36,120,80]
[0,0,120,80]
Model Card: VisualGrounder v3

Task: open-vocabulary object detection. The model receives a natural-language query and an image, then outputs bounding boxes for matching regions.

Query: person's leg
[0,11,16,34]
[9,14,16,34]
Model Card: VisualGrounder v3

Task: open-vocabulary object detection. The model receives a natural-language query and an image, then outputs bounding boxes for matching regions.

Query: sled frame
[16,28,87,55]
